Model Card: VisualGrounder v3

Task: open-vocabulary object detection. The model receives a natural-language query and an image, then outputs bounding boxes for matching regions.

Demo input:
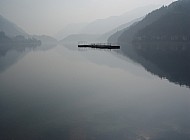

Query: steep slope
[117,0,190,44]
[107,20,140,43]
[116,6,168,43]
[134,0,190,42]
[0,14,28,37]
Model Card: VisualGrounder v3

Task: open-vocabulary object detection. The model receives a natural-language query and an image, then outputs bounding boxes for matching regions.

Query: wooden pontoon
[78,43,120,49]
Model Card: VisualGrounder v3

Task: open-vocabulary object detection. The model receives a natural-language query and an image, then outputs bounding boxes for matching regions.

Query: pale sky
[0,0,174,35]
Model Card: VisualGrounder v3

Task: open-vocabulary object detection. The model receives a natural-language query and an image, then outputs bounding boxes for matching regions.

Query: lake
[0,45,190,140]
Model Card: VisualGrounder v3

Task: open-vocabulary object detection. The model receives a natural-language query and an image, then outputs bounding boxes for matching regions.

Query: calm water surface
[0,45,190,140]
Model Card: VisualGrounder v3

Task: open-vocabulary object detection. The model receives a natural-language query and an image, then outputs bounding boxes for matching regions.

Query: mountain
[114,0,190,44]
[0,14,58,51]
[98,17,142,42]
[80,5,159,35]
[60,34,100,44]
[60,17,141,48]
[133,0,190,42]
[108,0,190,87]
[32,35,58,45]
[107,19,140,44]
[56,5,159,41]
[55,23,88,40]
[0,14,28,37]
[60,17,142,45]
[0,31,41,56]
[109,6,168,43]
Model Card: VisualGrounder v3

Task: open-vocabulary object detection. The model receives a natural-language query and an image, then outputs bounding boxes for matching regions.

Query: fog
[1,0,190,139]
[0,0,174,36]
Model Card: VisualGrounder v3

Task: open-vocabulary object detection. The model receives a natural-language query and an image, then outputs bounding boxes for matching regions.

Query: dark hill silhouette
[134,0,190,42]
[115,0,190,44]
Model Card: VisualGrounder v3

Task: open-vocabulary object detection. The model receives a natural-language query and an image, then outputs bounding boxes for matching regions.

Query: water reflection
[0,49,26,72]
[0,44,57,72]
[120,42,190,88]
[0,45,190,140]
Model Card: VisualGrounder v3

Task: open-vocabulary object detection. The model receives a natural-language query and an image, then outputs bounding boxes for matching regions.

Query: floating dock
[78,43,120,49]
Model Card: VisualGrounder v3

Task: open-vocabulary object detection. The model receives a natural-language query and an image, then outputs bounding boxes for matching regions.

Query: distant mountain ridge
[57,5,159,41]
[60,5,157,45]
[98,17,142,42]
[60,34,100,44]
[32,35,58,45]
[55,23,88,40]
[0,14,28,37]
[81,5,159,35]
[60,18,142,45]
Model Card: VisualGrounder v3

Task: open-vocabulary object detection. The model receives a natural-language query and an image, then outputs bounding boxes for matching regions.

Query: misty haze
[0,0,190,140]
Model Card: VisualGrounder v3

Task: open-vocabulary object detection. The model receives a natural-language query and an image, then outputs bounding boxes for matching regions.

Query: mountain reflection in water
[120,42,190,88]
[0,45,190,140]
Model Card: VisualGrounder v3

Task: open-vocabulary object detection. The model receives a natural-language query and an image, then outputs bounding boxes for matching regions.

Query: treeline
[0,31,41,55]
[134,4,190,42]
